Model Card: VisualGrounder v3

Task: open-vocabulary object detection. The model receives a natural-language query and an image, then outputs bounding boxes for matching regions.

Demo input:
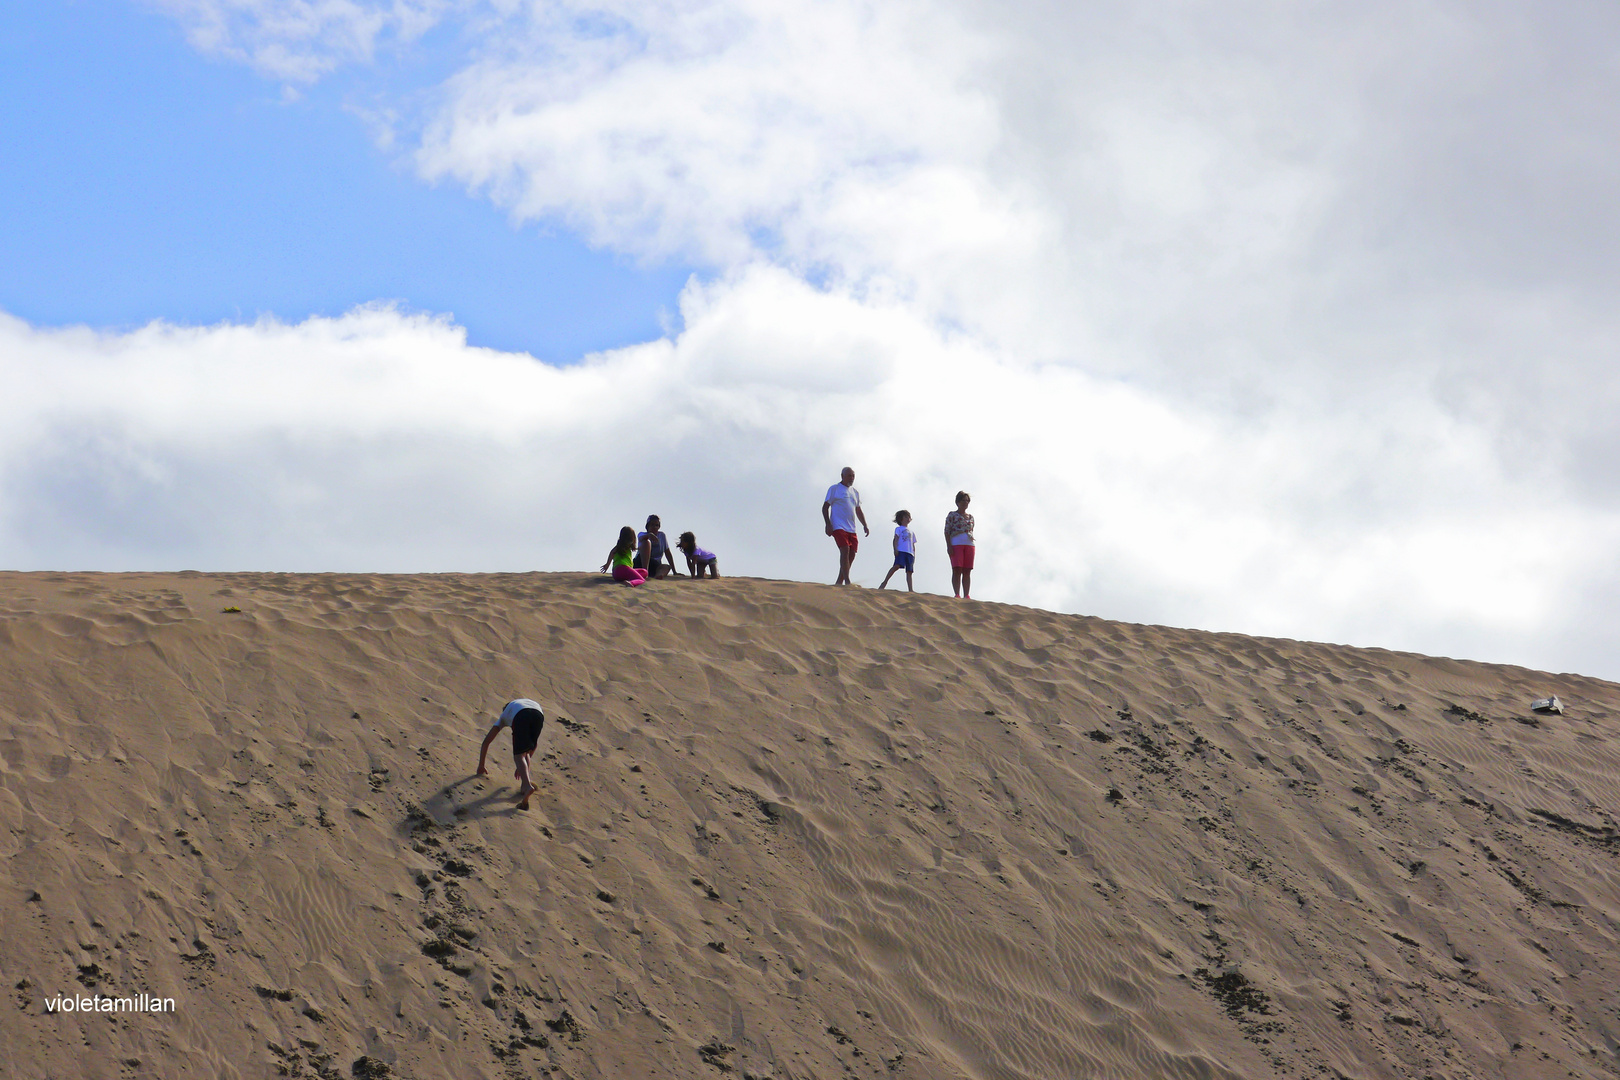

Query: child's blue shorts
[893,552,915,571]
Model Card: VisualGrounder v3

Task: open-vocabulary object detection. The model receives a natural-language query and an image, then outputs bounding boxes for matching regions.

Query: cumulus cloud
[417,1,1003,265]
[5,272,1616,673]
[407,1,1620,453]
[21,0,1620,674]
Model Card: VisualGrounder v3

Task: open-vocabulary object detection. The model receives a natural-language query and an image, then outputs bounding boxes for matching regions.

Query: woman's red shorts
[949,544,975,569]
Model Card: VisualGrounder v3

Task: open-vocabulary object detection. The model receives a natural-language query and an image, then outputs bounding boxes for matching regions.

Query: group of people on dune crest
[600,513,719,586]
[600,467,978,600]
[821,466,977,600]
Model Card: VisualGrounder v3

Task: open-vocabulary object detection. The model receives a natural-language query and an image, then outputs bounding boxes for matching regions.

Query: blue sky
[0,0,691,360]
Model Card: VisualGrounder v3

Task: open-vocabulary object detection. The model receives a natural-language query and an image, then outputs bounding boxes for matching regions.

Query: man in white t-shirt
[821,466,870,585]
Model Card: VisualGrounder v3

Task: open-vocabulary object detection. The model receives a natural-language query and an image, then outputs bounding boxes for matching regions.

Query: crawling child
[677,532,720,578]
[477,698,546,810]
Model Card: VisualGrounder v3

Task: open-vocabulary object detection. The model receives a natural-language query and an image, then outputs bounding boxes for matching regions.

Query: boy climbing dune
[477,698,545,810]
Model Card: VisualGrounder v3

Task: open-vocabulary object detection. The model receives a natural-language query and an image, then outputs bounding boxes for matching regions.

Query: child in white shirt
[476,698,546,810]
[878,511,916,592]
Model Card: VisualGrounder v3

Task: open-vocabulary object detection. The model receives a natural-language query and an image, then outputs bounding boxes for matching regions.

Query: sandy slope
[2,571,1618,1080]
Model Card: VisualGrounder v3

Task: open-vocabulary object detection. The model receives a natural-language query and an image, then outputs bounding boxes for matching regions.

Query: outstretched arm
[476,725,501,775]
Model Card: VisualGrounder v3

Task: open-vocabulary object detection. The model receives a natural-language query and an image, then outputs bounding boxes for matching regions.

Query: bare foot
[516,785,534,810]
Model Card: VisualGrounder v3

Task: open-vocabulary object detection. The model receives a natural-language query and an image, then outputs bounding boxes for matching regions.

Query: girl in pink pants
[601,526,648,585]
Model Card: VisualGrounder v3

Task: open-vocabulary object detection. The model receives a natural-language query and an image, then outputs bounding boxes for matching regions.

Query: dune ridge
[2,571,1619,1079]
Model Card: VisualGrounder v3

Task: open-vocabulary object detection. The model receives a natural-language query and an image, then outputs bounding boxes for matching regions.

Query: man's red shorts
[949,544,975,569]
[833,529,859,551]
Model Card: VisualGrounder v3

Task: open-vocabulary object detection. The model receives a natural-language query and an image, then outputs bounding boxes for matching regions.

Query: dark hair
[613,526,637,557]
[893,510,909,523]
[646,514,661,527]
[678,531,696,547]
[955,490,971,504]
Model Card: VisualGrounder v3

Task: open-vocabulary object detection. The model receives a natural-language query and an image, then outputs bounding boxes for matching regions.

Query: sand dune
[2,571,1619,1079]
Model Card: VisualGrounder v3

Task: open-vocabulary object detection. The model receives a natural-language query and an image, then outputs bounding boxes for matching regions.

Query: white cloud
[5,271,1616,673]
[417,1,1006,271]
[149,0,451,82]
[51,0,1620,674]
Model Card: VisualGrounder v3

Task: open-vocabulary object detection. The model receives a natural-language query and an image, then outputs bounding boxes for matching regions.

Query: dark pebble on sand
[545,1009,584,1040]
[698,1041,735,1068]
[351,1056,392,1079]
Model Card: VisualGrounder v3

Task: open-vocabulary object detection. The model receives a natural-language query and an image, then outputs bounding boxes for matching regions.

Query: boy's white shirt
[894,525,916,553]
[494,698,543,728]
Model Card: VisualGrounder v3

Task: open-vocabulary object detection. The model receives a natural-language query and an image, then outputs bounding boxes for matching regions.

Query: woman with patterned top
[944,490,975,599]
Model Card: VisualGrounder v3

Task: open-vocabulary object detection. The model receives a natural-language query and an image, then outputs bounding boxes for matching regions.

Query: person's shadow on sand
[423,775,537,821]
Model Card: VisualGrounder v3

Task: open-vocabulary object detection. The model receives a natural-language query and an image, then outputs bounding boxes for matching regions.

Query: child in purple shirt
[678,532,720,578]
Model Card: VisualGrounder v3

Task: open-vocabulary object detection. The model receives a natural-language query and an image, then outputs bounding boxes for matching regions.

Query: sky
[3,0,1619,679]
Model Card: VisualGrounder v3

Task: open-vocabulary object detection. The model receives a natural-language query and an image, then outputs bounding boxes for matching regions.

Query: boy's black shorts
[511,708,544,761]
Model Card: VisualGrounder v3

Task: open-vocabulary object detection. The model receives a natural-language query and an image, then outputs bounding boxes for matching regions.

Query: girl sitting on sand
[601,526,648,586]
[678,532,720,578]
